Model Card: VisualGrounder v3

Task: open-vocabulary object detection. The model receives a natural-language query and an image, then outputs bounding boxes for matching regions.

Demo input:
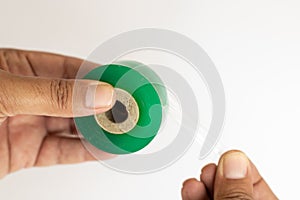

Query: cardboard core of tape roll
[95,88,139,134]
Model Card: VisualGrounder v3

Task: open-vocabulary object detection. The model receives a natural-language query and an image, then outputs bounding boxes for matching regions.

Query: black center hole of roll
[105,100,128,123]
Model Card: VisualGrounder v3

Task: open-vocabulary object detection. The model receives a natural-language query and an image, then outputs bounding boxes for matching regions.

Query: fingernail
[85,84,115,109]
[221,152,249,179]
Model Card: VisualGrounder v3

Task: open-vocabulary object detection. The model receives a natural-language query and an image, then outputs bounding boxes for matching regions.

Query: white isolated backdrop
[1,0,300,199]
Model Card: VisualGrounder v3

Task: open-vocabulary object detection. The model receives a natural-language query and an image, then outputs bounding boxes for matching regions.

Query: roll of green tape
[74,63,163,154]
[116,60,168,106]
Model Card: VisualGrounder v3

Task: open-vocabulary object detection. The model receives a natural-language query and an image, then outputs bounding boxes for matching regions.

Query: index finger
[0,49,95,78]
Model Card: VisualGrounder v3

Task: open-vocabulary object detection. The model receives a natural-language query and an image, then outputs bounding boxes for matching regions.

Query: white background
[1,0,299,199]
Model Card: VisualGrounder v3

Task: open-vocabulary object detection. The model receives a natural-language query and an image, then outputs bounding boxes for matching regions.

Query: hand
[182,150,278,200]
[0,49,115,178]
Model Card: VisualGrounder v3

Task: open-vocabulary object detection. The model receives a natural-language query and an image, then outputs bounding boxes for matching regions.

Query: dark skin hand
[181,150,278,200]
[0,49,115,178]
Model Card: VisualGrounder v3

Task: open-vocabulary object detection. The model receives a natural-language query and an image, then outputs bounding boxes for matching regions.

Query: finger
[34,136,113,166]
[45,117,80,138]
[7,115,47,173]
[0,70,115,117]
[200,163,217,197]
[0,119,9,178]
[181,178,210,200]
[45,117,72,133]
[254,178,278,200]
[214,150,278,200]
[249,160,278,200]
[0,117,7,126]
[0,49,91,78]
[214,150,254,200]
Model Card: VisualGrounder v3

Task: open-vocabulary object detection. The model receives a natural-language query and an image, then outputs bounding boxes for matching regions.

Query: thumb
[214,150,254,200]
[0,70,115,117]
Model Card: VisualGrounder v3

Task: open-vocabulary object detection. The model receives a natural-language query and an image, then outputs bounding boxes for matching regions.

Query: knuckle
[217,191,253,200]
[50,79,72,110]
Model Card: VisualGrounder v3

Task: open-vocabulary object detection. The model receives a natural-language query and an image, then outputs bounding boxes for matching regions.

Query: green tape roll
[74,63,163,154]
[116,60,168,106]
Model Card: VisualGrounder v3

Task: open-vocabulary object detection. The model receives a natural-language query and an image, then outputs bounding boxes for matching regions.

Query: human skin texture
[0,49,115,178]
